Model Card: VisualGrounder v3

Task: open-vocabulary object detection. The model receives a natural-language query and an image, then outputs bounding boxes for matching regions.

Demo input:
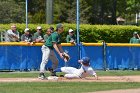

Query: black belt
[47,46,53,50]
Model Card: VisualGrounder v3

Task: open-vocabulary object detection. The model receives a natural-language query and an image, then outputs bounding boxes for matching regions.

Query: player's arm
[16,32,20,40]
[137,34,140,39]
[87,68,98,80]
[53,42,63,58]
[57,44,64,53]
[7,30,19,40]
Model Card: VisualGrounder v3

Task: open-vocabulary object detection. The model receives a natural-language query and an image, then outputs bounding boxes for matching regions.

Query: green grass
[0,82,140,93]
[0,70,140,93]
[0,70,140,78]
[97,70,140,76]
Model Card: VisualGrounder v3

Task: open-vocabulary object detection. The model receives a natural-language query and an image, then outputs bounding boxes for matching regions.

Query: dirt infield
[0,76,140,93]
[90,88,140,93]
[0,75,140,82]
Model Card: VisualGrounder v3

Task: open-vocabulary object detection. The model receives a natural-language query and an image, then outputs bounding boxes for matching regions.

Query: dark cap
[50,26,54,31]
[56,23,63,29]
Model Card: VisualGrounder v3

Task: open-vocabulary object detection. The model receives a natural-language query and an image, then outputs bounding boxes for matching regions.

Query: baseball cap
[79,57,90,64]
[56,23,63,29]
[37,26,42,30]
[24,28,30,32]
[133,31,138,35]
[69,29,74,33]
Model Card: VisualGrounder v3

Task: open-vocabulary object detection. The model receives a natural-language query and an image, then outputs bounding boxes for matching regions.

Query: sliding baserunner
[49,57,98,79]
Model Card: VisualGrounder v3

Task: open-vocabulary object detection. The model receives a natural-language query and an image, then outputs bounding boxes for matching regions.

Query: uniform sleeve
[52,33,57,43]
[66,35,70,43]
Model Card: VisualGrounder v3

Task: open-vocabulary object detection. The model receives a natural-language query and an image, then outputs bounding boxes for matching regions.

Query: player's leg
[49,50,59,69]
[49,50,59,76]
[49,67,77,76]
[64,74,80,79]
[39,45,50,79]
[61,67,78,74]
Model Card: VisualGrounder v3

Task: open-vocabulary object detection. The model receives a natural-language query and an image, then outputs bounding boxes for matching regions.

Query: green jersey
[44,32,61,49]
[66,34,76,43]
[130,37,140,43]
[33,32,43,41]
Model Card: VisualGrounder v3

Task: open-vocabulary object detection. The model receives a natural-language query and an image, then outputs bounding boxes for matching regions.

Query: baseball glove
[62,52,70,62]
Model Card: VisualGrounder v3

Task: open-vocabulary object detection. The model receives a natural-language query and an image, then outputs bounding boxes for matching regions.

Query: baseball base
[47,76,59,80]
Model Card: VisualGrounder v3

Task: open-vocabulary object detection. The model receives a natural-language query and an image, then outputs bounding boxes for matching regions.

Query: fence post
[103,41,107,71]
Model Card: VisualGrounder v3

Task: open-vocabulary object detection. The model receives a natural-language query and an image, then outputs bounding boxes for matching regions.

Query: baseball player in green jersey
[38,23,69,79]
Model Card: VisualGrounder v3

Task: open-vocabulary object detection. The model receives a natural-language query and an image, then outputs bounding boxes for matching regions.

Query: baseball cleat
[38,73,46,80]
[48,68,57,76]
[50,72,57,76]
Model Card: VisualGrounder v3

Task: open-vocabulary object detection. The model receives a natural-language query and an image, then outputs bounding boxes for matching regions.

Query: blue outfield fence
[81,45,104,70]
[0,42,140,70]
[0,46,42,70]
[0,43,79,71]
[106,46,140,70]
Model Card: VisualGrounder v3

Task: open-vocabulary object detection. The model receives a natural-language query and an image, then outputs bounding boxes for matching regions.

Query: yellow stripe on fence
[0,42,75,46]
[82,42,103,46]
[0,42,140,47]
[107,43,140,47]
[82,42,140,47]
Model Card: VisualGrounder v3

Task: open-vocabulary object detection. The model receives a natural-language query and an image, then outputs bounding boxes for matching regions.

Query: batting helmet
[79,57,90,64]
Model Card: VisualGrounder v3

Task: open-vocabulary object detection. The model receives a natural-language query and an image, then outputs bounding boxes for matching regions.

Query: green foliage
[30,10,46,23]
[79,24,140,43]
[0,0,25,23]
[1,0,140,24]
[1,24,140,43]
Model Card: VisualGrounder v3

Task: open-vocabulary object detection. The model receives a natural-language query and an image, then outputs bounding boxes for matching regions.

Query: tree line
[0,0,140,25]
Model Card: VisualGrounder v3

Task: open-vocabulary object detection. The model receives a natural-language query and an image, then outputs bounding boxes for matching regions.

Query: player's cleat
[48,68,57,76]
[59,75,64,77]
[48,67,54,72]
[50,72,57,76]
[38,73,46,80]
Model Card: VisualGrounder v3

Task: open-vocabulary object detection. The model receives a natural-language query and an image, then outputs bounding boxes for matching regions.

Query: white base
[47,76,59,80]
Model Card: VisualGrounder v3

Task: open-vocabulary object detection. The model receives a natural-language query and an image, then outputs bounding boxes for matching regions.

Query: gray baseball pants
[40,45,58,73]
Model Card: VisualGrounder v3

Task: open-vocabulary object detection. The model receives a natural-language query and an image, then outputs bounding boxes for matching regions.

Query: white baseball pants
[61,67,81,78]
